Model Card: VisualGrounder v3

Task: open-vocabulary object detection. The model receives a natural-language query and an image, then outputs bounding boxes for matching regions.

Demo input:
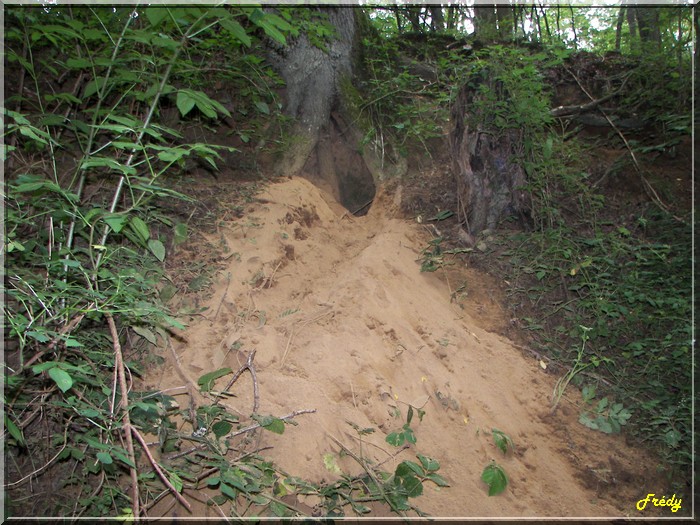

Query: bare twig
[218,349,259,414]
[229,409,317,438]
[211,272,231,322]
[129,424,192,512]
[565,68,684,223]
[106,313,139,518]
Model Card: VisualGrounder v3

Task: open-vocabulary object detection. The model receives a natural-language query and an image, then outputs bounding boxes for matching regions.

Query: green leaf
[403,425,416,444]
[5,415,25,446]
[48,367,73,393]
[481,462,508,496]
[426,472,450,487]
[399,460,424,476]
[144,7,169,27]
[104,214,128,234]
[417,454,440,472]
[428,210,454,221]
[197,367,232,392]
[254,100,270,115]
[148,239,166,262]
[406,405,414,425]
[96,451,113,464]
[174,223,188,245]
[491,429,513,455]
[212,420,232,439]
[386,431,404,447]
[130,217,150,243]
[176,91,196,117]
[131,325,157,345]
[169,472,183,493]
[254,414,285,434]
[323,453,342,474]
[220,482,237,499]
[220,17,251,47]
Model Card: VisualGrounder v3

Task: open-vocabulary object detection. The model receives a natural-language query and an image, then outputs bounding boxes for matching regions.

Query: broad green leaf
[417,454,440,472]
[220,483,237,499]
[403,425,416,444]
[131,325,157,344]
[220,17,251,47]
[197,367,232,392]
[426,472,450,487]
[5,415,25,446]
[169,472,183,493]
[212,420,232,439]
[104,214,128,234]
[256,415,285,434]
[148,239,166,262]
[399,460,424,476]
[130,217,150,243]
[144,7,169,27]
[254,100,270,115]
[174,223,188,245]
[176,91,196,117]
[96,451,113,464]
[481,462,508,496]
[386,431,404,447]
[48,367,73,393]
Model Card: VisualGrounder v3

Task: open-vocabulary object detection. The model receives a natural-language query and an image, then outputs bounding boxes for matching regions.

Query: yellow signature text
[636,493,682,513]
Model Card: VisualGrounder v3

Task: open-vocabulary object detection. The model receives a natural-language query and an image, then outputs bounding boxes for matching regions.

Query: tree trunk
[615,7,625,51]
[265,7,376,214]
[430,6,445,31]
[450,75,530,236]
[635,7,661,49]
[474,4,497,42]
[496,5,514,40]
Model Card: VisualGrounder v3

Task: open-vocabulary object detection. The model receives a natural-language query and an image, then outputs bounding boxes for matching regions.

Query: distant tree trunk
[569,6,578,50]
[266,7,376,214]
[541,6,552,43]
[615,7,625,51]
[430,6,445,31]
[627,6,638,48]
[446,5,458,30]
[496,5,514,40]
[635,7,661,49]
[393,6,403,33]
[405,6,422,32]
[474,4,497,41]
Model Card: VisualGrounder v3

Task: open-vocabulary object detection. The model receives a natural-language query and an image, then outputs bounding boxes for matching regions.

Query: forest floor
[141,139,689,518]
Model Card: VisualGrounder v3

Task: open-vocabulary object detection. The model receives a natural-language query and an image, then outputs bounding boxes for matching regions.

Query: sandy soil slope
[150,176,665,518]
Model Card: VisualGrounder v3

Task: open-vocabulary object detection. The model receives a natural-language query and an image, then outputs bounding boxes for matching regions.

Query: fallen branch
[129,424,192,513]
[106,313,139,518]
[549,70,632,118]
[565,68,685,223]
[218,349,259,413]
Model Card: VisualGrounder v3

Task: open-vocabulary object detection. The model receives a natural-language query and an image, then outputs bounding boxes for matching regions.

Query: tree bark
[615,7,625,51]
[474,4,497,42]
[265,7,376,213]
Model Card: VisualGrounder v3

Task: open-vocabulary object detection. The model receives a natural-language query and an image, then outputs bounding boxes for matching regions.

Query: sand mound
[151,176,658,518]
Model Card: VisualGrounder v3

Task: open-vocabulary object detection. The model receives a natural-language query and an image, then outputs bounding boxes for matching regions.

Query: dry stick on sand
[218,349,260,413]
[280,307,334,367]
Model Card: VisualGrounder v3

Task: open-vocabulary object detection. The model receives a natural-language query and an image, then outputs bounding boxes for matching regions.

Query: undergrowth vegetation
[456,48,693,488]
[3,6,446,519]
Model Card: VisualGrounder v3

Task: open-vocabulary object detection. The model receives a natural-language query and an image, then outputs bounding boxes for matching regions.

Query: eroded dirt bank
[149,176,665,518]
